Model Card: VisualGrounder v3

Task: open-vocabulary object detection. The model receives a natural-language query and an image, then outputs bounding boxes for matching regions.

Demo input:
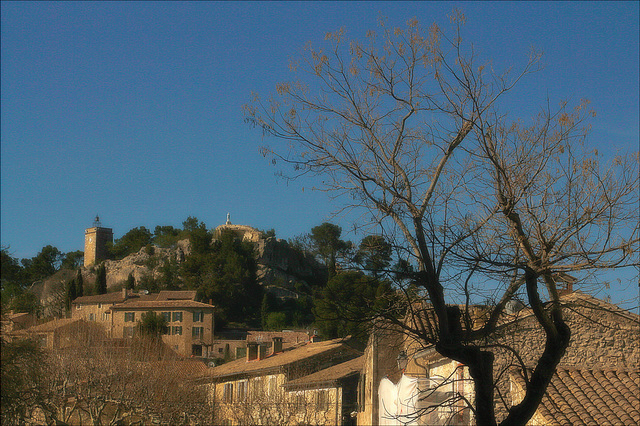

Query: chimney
[258,344,267,360]
[122,288,128,301]
[272,337,283,355]
[246,342,259,362]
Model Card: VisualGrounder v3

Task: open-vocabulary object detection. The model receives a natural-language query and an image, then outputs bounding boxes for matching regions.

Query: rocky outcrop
[99,239,190,289]
[255,237,326,293]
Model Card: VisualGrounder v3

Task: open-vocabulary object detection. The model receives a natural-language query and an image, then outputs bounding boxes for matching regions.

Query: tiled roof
[155,290,197,301]
[110,300,215,310]
[199,337,361,381]
[74,290,200,305]
[284,355,364,389]
[73,292,128,304]
[16,318,81,333]
[513,367,640,425]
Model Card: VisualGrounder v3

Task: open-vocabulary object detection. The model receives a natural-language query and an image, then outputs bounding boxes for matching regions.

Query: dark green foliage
[21,245,64,282]
[108,226,153,260]
[65,278,77,312]
[61,250,84,270]
[157,259,181,290]
[96,263,107,294]
[190,231,262,327]
[153,225,182,248]
[309,223,351,279]
[126,272,136,290]
[1,338,49,425]
[355,235,392,277]
[137,311,168,338]
[261,293,278,329]
[1,247,23,285]
[314,271,395,342]
[264,312,287,330]
[75,269,84,297]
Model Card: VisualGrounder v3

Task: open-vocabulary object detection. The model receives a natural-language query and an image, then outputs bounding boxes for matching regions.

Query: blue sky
[2,2,638,306]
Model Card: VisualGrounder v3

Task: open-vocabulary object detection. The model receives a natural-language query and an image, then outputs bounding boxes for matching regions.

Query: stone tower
[84,216,113,267]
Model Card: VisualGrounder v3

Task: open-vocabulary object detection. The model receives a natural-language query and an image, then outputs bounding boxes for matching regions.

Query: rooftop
[513,367,640,425]
[199,337,361,381]
[284,355,364,389]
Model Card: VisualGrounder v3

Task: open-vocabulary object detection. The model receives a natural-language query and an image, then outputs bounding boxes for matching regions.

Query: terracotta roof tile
[199,338,361,381]
[17,318,80,333]
[110,300,215,310]
[284,355,364,389]
[514,367,640,425]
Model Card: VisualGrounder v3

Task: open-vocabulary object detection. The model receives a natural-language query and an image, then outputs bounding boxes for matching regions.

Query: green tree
[137,311,168,338]
[108,227,153,259]
[309,223,350,279]
[354,235,392,277]
[244,14,639,424]
[22,245,64,282]
[314,271,394,341]
[65,278,77,312]
[61,250,84,270]
[96,264,107,294]
[190,231,261,327]
[75,269,84,297]
[126,272,136,290]
[153,225,182,248]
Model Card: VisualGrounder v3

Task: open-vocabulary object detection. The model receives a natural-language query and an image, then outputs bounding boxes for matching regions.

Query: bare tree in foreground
[244,12,639,425]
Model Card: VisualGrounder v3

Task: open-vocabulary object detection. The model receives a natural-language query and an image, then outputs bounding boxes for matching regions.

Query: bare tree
[244,11,639,425]
[9,335,212,425]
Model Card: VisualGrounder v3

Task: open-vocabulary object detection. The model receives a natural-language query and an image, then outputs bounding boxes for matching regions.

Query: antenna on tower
[93,215,102,227]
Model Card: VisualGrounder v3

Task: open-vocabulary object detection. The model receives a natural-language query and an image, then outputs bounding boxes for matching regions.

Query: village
[2,3,639,426]
[2,219,638,425]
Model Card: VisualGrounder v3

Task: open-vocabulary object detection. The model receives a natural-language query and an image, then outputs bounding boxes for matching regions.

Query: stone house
[10,317,105,350]
[1,311,38,335]
[71,290,215,358]
[357,291,639,425]
[211,329,314,362]
[197,337,362,425]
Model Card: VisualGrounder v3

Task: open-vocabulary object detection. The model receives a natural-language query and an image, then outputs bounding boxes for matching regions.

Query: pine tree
[76,269,84,297]
[65,278,77,312]
[96,264,107,294]
[126,272,135,290]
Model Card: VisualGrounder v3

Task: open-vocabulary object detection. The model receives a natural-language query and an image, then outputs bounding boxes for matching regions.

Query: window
[236,381,248,402]
[88,313,95,321]
[315,389,329,411]
[162,312,171,322]
[98,303,102,308]
[268,376,278,396]
[75,304,82,310]
[124,326,135,338]
[172,312,183,322]
[295,392,306,412]
[171,326,183,335]
[124,312,135,322]
[193,311,204,322]
[223,383,234,403]
[192,327,204,338]
[102,312,110,321]
[250,377,263,401]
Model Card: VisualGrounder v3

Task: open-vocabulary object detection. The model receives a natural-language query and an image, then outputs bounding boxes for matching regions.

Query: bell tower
[84,215,113,267]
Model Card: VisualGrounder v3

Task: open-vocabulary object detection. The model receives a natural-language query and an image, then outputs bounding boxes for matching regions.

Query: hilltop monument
[84,215,113,267]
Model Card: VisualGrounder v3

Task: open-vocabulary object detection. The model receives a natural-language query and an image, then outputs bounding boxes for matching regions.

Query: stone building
[84,216,113,267]
[72,290,215,358]
[357,291,640,425]
[198,337,362,425]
